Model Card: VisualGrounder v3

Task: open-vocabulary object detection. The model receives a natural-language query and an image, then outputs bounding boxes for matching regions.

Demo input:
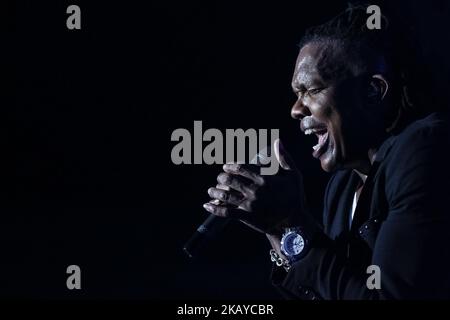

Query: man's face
[291,42,381,172]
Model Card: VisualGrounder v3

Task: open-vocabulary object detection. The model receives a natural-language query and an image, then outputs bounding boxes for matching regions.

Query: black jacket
[273,112,450,300]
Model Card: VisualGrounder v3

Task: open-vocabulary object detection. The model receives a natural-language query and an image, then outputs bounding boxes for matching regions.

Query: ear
[367,74,389,102]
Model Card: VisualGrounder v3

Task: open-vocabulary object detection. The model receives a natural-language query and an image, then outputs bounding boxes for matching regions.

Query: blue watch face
[282,232,305,257]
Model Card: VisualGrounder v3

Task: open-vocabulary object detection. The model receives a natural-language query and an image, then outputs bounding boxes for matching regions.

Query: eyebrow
[291,76,322,92]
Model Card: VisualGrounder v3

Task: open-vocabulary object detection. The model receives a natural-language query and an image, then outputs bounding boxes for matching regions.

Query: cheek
[323,109,347,164]
[309,95,343,140]
[307,95,335,120]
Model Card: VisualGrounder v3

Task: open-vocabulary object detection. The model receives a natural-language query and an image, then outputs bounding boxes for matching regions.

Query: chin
[319,151,341,173]
[320,160,335,173]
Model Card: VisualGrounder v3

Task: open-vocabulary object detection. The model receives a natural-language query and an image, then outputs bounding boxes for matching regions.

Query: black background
[10,0,450,299]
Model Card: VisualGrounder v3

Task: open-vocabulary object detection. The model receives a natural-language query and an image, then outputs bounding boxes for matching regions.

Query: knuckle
[219,191,228,201]
[222,173,232,184]
[217,173,226,184]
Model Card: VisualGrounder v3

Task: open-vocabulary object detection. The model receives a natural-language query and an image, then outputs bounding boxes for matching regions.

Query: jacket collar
[373,134,397,164]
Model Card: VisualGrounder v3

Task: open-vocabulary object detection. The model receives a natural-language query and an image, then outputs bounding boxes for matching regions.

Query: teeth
[305,129,314,135]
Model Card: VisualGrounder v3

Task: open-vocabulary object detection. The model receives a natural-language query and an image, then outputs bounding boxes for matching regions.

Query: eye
[308,87,324,96]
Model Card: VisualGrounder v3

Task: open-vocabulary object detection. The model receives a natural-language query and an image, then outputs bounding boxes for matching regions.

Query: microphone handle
[183,213,230,258]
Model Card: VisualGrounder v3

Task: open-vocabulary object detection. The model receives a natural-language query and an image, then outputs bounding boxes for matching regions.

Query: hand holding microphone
[183,139,311,258]
[183,143,273,258]
[203,138,307,234]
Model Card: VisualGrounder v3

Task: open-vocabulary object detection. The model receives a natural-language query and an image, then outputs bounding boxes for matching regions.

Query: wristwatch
[280,227,310,263]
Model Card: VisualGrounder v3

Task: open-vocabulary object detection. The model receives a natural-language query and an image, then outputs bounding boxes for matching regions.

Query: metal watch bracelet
[269,249,291,272]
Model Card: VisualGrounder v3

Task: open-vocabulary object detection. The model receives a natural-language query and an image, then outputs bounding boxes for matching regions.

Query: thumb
[274,138,297,171]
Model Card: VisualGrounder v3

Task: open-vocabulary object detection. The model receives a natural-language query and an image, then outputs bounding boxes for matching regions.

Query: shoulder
[380,112,450,212]
[380,112,449,176]
[389,112,449,157]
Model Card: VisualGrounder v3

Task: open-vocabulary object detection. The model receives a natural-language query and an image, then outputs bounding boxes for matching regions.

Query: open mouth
[304,128,329,159]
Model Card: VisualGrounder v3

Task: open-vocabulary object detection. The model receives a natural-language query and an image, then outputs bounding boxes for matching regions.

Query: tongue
[313,132,328,151]
[318,132,327,146]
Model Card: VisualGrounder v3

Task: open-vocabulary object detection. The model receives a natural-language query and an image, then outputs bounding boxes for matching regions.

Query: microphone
[183,147,270,259]
[183,209,230,259]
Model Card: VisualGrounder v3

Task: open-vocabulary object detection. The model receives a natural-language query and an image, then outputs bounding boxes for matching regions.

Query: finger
[217,172,255,195]
[208,187,244,206]
[216,184,230,191]
[202,202,245,219]
[222,164,265,186]
[209,199,222,205]
[274,138,297,171]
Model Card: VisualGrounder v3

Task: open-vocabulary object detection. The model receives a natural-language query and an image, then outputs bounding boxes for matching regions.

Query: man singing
[203,5,450,299]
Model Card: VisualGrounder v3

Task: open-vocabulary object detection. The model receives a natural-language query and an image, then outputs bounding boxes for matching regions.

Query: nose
[291,97,311,120]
